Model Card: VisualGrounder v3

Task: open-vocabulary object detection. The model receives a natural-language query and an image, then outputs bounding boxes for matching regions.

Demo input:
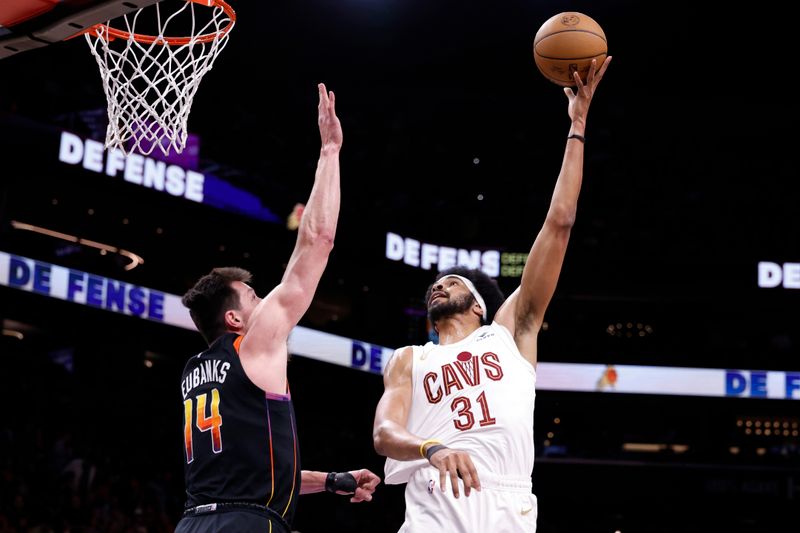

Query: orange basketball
[533,12,607,87]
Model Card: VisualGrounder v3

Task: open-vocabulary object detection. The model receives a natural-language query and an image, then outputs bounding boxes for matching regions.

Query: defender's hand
[317,83,342,150]
[345,468,381,503]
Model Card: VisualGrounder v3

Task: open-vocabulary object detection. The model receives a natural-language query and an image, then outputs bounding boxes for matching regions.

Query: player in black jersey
[176,84,380,533]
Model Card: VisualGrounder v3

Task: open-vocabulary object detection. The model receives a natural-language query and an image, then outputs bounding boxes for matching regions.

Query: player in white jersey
[372,56,612,532]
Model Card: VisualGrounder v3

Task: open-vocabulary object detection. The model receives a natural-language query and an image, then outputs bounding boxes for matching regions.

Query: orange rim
[85,0,235,45]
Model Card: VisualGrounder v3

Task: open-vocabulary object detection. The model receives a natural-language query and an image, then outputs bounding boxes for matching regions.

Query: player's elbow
[299,227,336,253]
[314,232,335,254]
[546,204,576,229]
[372,423,391,457]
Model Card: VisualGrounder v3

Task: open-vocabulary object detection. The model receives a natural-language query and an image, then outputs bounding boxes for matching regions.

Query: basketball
[533,12,607,87]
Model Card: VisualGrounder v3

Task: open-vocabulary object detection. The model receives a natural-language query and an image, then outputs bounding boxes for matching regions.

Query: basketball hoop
[83,0,235,156]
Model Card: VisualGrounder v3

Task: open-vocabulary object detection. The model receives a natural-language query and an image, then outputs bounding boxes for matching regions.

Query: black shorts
[175,508,291,533]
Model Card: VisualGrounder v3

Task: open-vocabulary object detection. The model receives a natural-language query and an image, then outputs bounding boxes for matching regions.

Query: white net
[84,0,234,156]
[456,359,475,384]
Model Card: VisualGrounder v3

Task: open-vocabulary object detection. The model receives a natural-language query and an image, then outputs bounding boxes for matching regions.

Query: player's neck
[435,315,482,345]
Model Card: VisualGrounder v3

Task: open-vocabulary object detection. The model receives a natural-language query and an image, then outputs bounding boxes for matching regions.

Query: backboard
[0,0,160,60]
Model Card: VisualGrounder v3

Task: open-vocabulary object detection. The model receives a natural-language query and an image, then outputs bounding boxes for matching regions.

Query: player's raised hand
[317,82,342,150]
[565,56,612,122]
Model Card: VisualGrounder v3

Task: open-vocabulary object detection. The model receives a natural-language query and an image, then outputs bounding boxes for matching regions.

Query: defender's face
[230,281,261,329]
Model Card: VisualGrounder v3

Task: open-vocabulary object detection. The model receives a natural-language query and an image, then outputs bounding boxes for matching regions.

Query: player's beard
[428,293,476,325]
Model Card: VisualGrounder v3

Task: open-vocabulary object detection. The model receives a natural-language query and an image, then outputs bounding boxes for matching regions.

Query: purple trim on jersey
[281,405,299,518]
[265,392,291,401]
[264,400,275,507]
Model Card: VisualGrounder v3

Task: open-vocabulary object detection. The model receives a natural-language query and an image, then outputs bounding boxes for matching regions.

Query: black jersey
[180,333,301,525]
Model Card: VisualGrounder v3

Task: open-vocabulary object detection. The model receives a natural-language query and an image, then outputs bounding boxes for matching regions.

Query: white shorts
[398,466,537,533]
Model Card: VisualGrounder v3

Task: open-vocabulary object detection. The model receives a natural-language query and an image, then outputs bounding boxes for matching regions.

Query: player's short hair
[425,266,505,324]
[181,267,252,345]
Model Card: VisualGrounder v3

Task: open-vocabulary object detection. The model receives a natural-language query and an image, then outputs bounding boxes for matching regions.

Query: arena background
[1,1,798,531]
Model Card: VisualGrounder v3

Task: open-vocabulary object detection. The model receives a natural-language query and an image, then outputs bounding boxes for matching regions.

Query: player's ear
[472,301,483,321]
[224,309,243,331]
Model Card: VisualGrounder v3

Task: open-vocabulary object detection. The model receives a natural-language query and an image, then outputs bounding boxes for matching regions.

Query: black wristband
[424,444,448,462]
[568,133,585,143]
[325,472,357,494]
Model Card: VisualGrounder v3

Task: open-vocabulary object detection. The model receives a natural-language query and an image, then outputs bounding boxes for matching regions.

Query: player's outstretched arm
[495,57,611,366]
[238,83,342,393]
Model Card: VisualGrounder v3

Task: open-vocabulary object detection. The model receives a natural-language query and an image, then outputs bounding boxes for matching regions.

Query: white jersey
[385,322,537,484]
